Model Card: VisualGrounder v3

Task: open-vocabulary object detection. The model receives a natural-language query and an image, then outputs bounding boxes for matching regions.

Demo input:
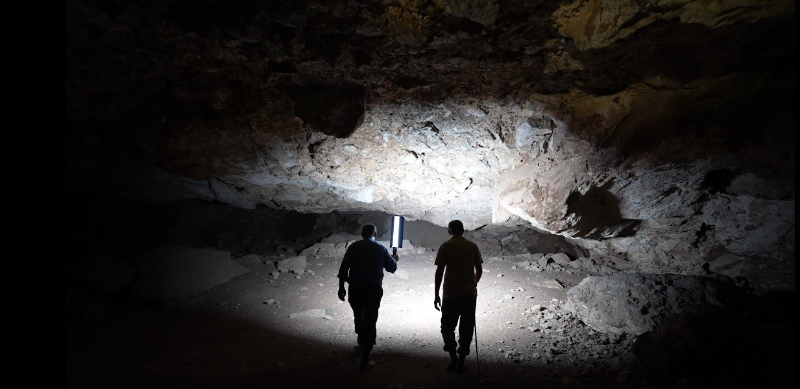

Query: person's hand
[338,287,346,301]
[392,253,399,262]
[434,295,441,311]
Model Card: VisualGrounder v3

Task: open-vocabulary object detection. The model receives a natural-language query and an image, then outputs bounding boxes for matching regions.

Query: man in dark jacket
[338,223,399,371]
[434,220,483,373]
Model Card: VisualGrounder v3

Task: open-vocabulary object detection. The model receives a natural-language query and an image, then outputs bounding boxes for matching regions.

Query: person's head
[447,220,464,236]
[361,224,377,239]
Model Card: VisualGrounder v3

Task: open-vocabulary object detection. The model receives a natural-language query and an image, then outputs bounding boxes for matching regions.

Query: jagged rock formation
[65,0,795,291]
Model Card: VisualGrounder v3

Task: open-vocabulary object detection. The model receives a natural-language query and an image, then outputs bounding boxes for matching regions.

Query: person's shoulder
[364,239,388,251]
[435,240,450,257]
[453,236,475,244]
[459,237,480,250]
[348,239,369,249]
[376,240,389,251]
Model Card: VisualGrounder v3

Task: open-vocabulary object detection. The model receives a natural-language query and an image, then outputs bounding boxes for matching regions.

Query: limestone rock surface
[65,0,795,291]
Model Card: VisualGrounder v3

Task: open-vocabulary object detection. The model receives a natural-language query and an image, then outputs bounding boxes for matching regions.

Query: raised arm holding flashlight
[336,222,400,372]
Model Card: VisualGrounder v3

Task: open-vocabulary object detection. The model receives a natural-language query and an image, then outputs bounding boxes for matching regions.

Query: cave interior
[66,1,795,388]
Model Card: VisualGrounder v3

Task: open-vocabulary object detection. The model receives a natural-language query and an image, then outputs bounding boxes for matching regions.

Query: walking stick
[474,321,481,373]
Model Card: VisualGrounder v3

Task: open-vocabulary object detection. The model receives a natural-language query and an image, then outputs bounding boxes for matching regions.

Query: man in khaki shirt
[433,220,483,373]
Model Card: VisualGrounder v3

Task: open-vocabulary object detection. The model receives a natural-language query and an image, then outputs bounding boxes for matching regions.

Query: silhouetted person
[337,224,399,371]
[434,220,483,373]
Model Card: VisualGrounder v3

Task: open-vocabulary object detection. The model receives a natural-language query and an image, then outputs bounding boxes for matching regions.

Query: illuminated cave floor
[66,248,646,389]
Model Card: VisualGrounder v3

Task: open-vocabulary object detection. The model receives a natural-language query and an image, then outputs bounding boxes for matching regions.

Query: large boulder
[564,273,739,335]
[500,233,529,255]
[275,255,307,274]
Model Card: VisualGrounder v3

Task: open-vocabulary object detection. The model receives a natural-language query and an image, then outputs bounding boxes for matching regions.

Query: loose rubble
[515,253,629,276]
[520,302,636,367]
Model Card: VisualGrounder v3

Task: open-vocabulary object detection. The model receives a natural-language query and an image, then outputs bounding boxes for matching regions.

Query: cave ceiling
[66,0,795,286]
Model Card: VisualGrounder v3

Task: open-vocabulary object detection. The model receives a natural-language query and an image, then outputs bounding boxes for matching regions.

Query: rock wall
[65,0,795,291]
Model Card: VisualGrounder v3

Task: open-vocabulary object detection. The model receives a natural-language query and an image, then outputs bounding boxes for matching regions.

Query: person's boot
[457,353,468,373]
[359,346,375,372]
[446,350,458,373]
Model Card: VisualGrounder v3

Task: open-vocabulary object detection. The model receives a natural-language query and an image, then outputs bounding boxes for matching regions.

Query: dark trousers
[348,283,383,349]
[440,295,477,356]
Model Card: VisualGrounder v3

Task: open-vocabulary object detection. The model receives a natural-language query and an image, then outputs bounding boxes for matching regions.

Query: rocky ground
[67,240,650,389]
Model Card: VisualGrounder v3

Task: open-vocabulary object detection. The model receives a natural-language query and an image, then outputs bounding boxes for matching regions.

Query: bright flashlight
[390,215,404,255]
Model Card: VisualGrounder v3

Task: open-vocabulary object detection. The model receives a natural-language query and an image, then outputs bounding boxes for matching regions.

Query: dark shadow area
[563,183,640,240]
[472,222,589,259]
[595,70,796,165]
[633,291,795,389]
[287,83,366,139]
[691,222,715,249]
[64,191,356,264]
[572,16,795,95]
[395,74,432,90]
[699,169,737,195]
